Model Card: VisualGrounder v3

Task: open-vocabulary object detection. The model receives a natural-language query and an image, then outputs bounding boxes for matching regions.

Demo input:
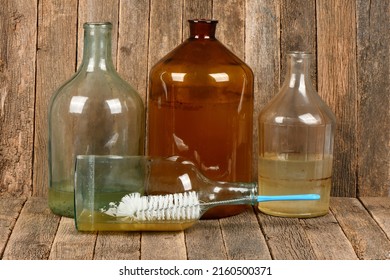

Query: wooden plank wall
[0,0,389,198]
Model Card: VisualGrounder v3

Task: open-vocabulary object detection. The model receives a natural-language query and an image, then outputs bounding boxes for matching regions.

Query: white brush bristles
[102,191,201,221]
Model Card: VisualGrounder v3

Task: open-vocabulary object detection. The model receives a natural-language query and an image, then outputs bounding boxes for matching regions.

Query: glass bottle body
[48,22,145,217]
[74,155,257,231]
[147,20,254,219]
[257,52,336,218]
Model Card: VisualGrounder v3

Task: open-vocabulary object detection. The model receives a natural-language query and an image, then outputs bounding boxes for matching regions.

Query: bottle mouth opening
[83,22,113,29]
[188,19,218,24]
[287,51,313,58]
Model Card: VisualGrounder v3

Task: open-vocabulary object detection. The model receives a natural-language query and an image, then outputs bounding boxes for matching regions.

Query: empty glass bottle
[48,22,145,217]
[147,19,254,219]
[257,51,336,218]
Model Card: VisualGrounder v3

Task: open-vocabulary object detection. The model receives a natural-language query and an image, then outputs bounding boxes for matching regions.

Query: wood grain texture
[49,217,96,260]
[359,197,390,241]
[0,0,390,261]
[0,0,387,199]
[141,231,187,260]
[245,0,280,179]
[77,0,120,66]
[280,0,317,87]
[182,0,213,39]
[94,232,141,259]
[148,0,183,69]
[185,220,227,260]
[220,208,272,259]
[257,213,317,260]
[316,0,358,197]
[0,198,26,258]
[331,197,390,260]
[301,212,358,259]
[213,0,245,59]
[145,0,183,153]
[0,197,389,260]
[2,197,60,259]
[117,0,150,102]
[33,0,78,197]
[356,0,390,196]
[0,0,37,198]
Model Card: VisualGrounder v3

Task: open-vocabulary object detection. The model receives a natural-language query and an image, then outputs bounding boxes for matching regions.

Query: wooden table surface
[1,197,389,260]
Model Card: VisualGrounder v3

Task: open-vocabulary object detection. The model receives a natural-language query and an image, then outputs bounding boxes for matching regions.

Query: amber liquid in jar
[148,91,253,219]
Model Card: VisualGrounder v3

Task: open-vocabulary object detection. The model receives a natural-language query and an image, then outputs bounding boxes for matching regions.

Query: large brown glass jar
[147,19,254,219]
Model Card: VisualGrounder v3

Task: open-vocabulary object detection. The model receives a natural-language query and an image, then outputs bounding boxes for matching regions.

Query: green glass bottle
[48,22,145,217]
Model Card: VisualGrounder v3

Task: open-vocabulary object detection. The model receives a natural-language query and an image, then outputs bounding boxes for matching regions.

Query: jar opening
[188,19,218,24]
[188,19,217,38]
[287,51,312,58]
[83,22,113,29]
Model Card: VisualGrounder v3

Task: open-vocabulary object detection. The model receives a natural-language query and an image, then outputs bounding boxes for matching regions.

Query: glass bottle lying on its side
[74,155,320,231]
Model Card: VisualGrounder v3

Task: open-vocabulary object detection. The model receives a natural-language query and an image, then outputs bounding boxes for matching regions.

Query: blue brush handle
[257,194,320,202]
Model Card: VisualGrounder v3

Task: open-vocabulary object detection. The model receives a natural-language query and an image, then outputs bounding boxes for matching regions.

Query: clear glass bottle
[74,155,319,231]
[257,51,336,218]
[147,19,254,219]
[48,22,145,217]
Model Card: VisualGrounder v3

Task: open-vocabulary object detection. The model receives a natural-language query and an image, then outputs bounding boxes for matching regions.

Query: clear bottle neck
[188,19,217,39]
[79,22,115,72]
[284,52,314,91]
[146,156,257,204]
[209,181,258,204]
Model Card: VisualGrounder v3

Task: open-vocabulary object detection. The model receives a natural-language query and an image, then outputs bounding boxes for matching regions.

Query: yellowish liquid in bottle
[76,210,196,231]
[49,182,74,217]
[258,154,332,218]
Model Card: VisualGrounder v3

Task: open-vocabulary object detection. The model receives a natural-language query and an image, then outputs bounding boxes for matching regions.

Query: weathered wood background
[0,0,389,199]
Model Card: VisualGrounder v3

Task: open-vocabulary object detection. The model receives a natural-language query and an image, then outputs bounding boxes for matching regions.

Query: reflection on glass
[106,98,122,114]
[69,96,88,114]
[209,73,229,82]
[173,134,189,152]
[171,73,186,82]
[298,113,318,125]
[178,173,192,191]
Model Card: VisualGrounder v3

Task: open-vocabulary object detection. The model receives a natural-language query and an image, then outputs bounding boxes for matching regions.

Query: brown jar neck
[188,19,217,39]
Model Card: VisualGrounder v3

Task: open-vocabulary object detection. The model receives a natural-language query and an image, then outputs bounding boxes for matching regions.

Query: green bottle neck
[79,22,116,72]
